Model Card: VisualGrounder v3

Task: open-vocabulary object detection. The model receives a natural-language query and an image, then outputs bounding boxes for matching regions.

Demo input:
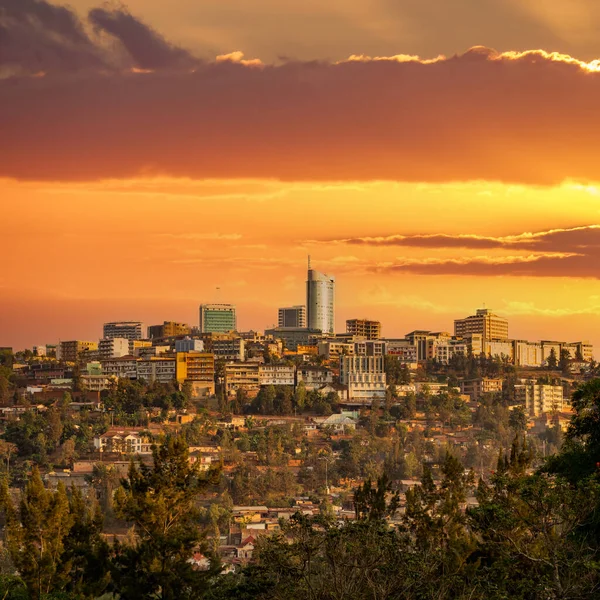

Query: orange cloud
[4,3,600,184]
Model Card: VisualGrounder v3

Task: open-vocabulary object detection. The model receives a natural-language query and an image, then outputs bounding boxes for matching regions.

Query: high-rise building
[306,259,335,334]
[346,319,381,340]
[103,321,144,341]
[454,309,508,340]
[199,304,236,334]
[278,305,307,328]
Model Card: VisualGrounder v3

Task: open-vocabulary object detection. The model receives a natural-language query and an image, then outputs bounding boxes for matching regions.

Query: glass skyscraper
[306,260,335,334]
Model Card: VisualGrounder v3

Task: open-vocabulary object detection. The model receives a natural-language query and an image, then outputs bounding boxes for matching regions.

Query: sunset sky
[3,0,600,350]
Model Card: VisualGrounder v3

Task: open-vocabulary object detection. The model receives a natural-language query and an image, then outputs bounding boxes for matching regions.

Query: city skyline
[3,1,600,351]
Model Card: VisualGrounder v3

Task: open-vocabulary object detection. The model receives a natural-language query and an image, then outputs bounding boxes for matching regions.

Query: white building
[259,365,296,386]
[98,338,130,360]
[339,356,386,404]
[306,260,335,334]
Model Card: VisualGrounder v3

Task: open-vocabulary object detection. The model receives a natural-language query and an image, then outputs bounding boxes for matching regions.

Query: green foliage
[111,436,221,599]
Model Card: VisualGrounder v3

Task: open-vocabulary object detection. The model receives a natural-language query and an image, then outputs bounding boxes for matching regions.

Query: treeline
[0,437,221,600]
[212,377,600,599]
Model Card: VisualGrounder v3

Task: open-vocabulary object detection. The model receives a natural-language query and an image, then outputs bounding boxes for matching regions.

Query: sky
[2,0,600,350]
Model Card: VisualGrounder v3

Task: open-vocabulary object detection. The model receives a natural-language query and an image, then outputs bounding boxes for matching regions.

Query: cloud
[0,0,199,75]
[87,7,200,70]
[4,4,600,183]
[322,225,600,250]
[355,225,600,279]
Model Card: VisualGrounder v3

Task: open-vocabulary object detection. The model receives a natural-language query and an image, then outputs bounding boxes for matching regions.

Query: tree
[111,436,221,599]
[547,348,558,370]
[559,348,571,373]
[2,469,72,599]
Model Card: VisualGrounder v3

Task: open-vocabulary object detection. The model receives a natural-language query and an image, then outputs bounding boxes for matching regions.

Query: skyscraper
[306,258,335,334]
[199,303,237,333]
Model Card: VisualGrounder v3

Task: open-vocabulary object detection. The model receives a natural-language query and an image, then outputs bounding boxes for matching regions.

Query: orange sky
[2,2,600,351]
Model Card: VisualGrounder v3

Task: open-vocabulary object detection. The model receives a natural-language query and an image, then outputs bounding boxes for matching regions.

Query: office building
[57,341,98,363]
[103,321,144,341]
[98,338,130,360]
[306,260,335,334]
[148,321,191,339]
[278,305,307,328]
[454,309,508,340]
[199,304,236,334]
[339,356,386,404]
[346,319,381,340]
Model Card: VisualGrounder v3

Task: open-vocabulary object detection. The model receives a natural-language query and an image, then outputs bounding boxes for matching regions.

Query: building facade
[454,309,508,340]
[57,340,98,363]
[103,321,144,341]
[199,304,237,334]
[258,365,296,387]
[339,356,386,404]
[175,338,204,353]
[459,378,503,400]
[515,380,565,416]
[306,263,335,334]
[346,319,381,340]
[175,352,215,396]
[98,338,130,360]
[278,306,307,328]
[225,363,260,394]
[148,321,191,339]
[136,357,176,384]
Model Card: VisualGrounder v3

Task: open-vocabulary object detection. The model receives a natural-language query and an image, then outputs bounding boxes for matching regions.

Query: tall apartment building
[339,356,386,404]
[224,362,260,394]
[346,319,381,340]
[515,380,564,416]
[136,357,176,384]
[199,304,236,334]
[306,260,335,334]
[175,352,215,396]
[103,321,144,341]
[148,321,191,339]
[278,305,306,328]
[454,309,508,340]
[57,340,98,363]
[98,338,130,360]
